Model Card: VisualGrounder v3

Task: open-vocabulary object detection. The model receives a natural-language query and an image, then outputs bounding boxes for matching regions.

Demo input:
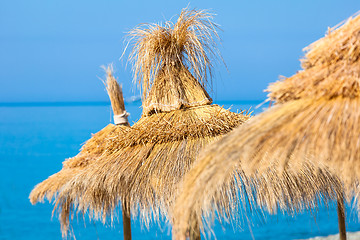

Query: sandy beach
[299,231,360,240]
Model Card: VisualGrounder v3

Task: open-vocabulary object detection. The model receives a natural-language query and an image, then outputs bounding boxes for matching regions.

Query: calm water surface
[0,101,359,240]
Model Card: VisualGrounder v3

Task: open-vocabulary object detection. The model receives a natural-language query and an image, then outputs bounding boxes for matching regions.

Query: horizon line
[0,99,265,107]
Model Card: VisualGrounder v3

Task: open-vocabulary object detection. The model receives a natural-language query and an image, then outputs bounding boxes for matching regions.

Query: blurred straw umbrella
[171,12,360,240]
[31,8,250,239]
[30,66,133,239]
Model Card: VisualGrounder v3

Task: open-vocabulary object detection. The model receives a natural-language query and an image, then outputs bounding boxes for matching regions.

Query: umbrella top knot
[128,8,222,115]
[268,12,360,103]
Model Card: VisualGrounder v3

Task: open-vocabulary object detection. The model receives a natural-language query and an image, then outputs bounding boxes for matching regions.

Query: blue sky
[1,0,359,102]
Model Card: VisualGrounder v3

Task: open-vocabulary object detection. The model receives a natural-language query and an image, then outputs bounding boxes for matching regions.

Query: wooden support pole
[189,221,201,240]
[122,201,132,240]
[104,65,132,240]
[337,196,347,240]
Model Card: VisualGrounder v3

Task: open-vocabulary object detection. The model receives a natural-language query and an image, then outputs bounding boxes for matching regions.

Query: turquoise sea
[0,100,359,240]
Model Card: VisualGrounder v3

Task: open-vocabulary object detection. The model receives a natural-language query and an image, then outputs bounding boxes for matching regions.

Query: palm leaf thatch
[30,8,250,237]
[172,11,360,239]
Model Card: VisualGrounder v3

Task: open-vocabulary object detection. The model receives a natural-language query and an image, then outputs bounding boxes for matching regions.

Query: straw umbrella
[30,66,133,239]
[171,12,360,240]
[31,8,250,239]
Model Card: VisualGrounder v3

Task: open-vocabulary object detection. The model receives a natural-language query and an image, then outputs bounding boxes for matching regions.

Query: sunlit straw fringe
[52,105,250,236]
[172,99,348,239]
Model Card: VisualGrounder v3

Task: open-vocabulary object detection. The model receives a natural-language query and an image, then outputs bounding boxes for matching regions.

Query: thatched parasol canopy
[171,11,360,240]
[29,66,132,235]
[30,8,250,237]
[263,13,360,189]
[29,66,129,202]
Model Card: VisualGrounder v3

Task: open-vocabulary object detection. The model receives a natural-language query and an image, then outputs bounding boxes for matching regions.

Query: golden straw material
[176,98,358,184]
[173,158,342,239]
[29,124,120,204]
[51,105,250,235]
[102,64,128,117]
[102,64,130,125]
[172,100,346,238]
[268,12,360,103]
[264,12,360,188]
[45,9,246,236]
[142,66,212,115]
[128,8,220,115]
[172,12,360,239]
[30,8,241,238]
[30,68,130,212]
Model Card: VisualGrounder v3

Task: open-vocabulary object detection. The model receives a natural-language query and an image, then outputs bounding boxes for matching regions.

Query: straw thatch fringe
[173,158,342,239]
[128,8,221,115]
[190,98,359,188]
[50,105,249,236]
[268,13,360,102]
[30,66,130,206]
[29,124,120,204]
[172,99,356,238]
[172,99,352,238]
